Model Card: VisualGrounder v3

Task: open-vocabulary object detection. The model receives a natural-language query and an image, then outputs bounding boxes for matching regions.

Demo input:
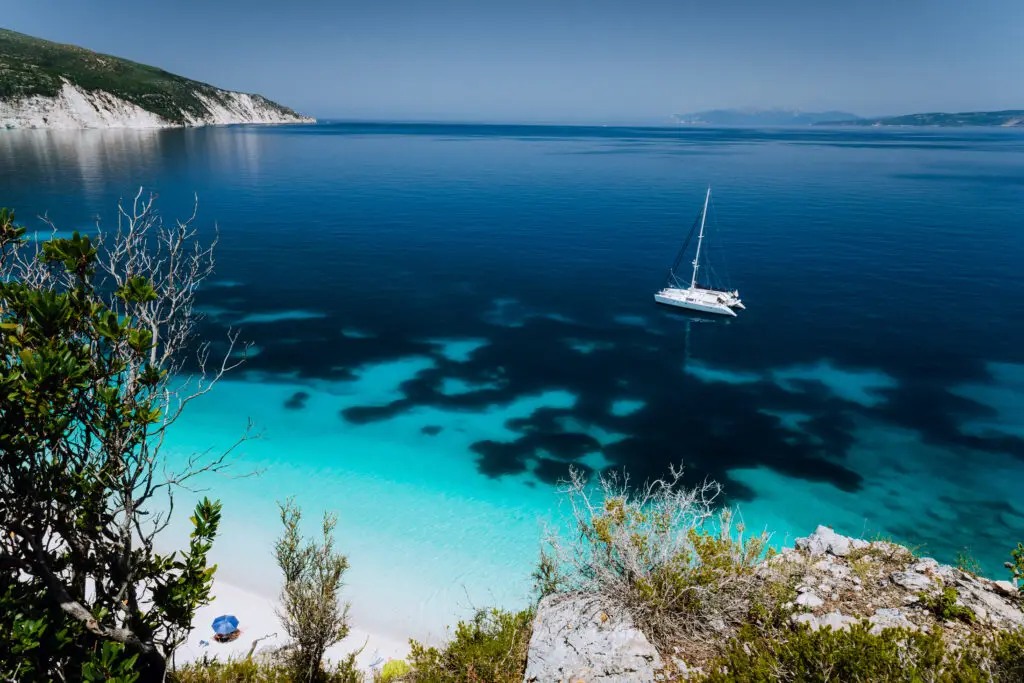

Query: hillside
[819,110,1024,127]
[674,108,861,126]
[0,28,314,129]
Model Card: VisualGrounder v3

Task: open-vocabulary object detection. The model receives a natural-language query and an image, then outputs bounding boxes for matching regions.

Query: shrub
[0,195,245,679]
[1008,543,1024,595]
[917,586,975,624]
[380,659,412,681]
[986,628,1024,681]
[700,619,1024,682]
[171,656,363,682]
[542,465,773,649]
[406,608,534,683]
[955,548,983,576]
[274,498,353,682]
[699,622,960,682]
[531,547,565,599]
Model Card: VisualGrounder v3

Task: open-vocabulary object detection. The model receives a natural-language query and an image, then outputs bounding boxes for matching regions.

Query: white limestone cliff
[0,80,315,130]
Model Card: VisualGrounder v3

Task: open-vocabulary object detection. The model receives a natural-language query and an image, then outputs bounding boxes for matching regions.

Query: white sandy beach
[174,580,411,674]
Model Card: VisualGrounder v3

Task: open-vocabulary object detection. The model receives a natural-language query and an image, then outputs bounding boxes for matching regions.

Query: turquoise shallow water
[3,123,1024,641]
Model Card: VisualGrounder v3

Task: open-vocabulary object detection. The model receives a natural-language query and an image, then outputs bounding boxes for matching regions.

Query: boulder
[523,593,664,683]
[993,580,1019,598]
[910,558,939,574]
[868,608,917,634]
[795,591,824,608]
[890,571,934,591]
[793,610,858,632]
[954,576,1024,629]
[795,526,867,557]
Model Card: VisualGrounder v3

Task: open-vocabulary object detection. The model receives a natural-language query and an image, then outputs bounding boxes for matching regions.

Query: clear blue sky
[2,0,1020,123]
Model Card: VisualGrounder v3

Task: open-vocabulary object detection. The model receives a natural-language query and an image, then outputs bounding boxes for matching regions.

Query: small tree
[1009,543,1024,595]
[0,192,247,679]
[274,498,352,682]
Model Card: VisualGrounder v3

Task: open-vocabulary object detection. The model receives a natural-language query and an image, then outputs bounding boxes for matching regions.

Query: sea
[2,122,1023,644]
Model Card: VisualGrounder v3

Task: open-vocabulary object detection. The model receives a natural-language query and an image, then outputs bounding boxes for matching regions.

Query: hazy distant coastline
[817,110,1024,127]
[675,107,1024,128]
[674,108,861,126]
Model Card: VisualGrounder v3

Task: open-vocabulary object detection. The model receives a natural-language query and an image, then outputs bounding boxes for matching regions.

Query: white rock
[890,571,934,591]
[955,582,1024,628]
[795,526,856,557]
[793,610,857,632]
[868,608,916,634]
[0,79,314,130]
[993,580,1019,598]
[910,558,939,573]
[827,564,852,581]
[523,593,664,683]
[795,592,824,608]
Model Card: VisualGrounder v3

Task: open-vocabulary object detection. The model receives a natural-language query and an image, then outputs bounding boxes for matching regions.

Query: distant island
[0,28,314,129]
[674,108,862,126]
[816,110,1024,127]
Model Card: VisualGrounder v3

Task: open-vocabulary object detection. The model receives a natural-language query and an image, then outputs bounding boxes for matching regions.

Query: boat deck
[654,286,738,317]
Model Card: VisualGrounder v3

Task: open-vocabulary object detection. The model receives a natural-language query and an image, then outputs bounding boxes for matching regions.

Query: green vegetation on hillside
[820,110,1024,127]
[0,28,304,124]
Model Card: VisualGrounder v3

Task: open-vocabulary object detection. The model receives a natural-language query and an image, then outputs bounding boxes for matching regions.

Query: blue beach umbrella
[211,614,239,635]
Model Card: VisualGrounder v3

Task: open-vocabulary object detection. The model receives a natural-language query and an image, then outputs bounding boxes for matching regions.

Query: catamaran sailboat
[653,187,744,317]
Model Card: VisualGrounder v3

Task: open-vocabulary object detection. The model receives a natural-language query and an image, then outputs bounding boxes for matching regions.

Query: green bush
[955,548,983,575]
[531,548,565,599]
[985,628,1024,681]
[172,656,363,682]
[700,622,1024,682]
[1,198,236,678]
[918,586,975,624]
[701,622,956,682]
[1009,543,1024,595]
[406,608,534,683]
[380,659,411,681]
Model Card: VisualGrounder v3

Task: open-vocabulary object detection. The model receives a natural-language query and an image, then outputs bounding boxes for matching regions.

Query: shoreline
[175,580,411,673]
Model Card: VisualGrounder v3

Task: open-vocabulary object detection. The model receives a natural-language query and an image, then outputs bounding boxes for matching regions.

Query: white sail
[653,187,744,317]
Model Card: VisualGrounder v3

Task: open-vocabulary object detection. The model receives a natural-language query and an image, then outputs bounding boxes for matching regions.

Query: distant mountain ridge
[674,108,861,126]
[0,28,314,129]
[817,110,1024,127]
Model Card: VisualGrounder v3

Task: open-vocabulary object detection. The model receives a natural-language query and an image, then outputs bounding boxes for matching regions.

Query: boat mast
[690,186,711,288]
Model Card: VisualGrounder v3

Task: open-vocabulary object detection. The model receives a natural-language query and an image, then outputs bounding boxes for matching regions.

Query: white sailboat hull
[654,286,739,317]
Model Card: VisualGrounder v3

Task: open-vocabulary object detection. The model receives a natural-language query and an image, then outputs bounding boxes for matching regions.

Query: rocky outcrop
[794,524,868,557]
[781,526,1024,634]
[522,526,1023,680]
[0,79,314,130]
[523,593,663,683]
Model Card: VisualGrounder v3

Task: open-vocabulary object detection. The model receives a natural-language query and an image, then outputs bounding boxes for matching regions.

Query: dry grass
[542,465,775,655]
[171,653,363,682]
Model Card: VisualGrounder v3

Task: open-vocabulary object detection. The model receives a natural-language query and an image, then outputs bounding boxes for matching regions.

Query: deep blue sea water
[3,123,1023,642]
